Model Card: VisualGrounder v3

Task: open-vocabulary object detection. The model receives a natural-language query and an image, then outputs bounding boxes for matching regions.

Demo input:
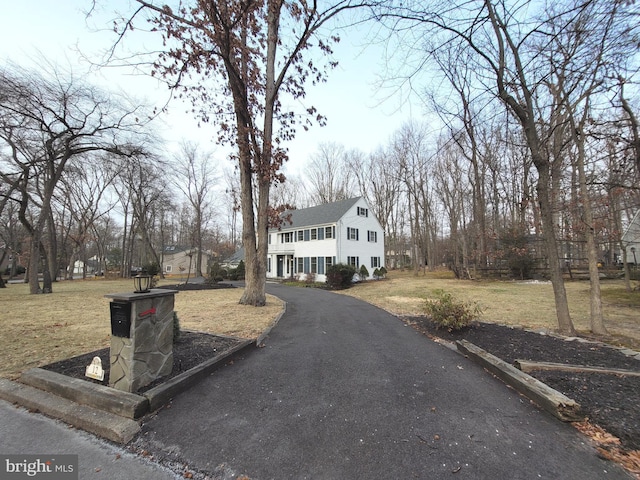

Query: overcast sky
[1,1,423,177]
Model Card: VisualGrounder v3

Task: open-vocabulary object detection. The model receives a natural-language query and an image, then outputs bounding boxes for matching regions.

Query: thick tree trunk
[238,146,264,305]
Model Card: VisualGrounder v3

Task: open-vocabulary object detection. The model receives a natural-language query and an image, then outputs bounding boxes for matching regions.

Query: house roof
[163,245,191,254]
[622,210,640,244]
[273,197,362,231]
[223,247,245,264]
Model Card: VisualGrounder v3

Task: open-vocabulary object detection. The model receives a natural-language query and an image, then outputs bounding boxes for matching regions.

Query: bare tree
[270,172,308,209]
[429,42,489,268]
[391,122,436,274]
[173,141,218,276]
[58,157,118,279]
[110,0,364,306]
[0,184,25,286]
[433,138,472,278]
[114,154,168,276]
[306,142,355,204]
[0,63,148,293]
[373,0,640,333]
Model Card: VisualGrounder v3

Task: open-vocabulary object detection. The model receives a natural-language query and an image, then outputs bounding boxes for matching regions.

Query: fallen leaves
[573,420,620,446]
[574,420,640,478]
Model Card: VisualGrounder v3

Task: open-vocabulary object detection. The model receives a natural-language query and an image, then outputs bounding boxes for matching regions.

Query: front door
[277,255,284,277]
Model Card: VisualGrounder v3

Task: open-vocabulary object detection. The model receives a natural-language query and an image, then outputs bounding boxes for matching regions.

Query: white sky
[0,1,419,176]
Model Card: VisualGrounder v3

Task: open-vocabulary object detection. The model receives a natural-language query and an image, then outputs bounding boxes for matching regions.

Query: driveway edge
[456,339,583,422]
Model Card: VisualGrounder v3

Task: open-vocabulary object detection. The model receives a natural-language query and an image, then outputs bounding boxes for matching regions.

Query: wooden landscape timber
[456,340,583,422]
[514,360,640,378]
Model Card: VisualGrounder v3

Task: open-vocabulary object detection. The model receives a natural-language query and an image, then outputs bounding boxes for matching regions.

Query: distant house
[72,259,99,275]
[162,246,209,276]
[220,247,245,269]
[621,211,640,264]
[267,197,385,282]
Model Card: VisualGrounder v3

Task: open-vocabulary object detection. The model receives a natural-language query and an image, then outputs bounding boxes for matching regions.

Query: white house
[621,210,640,264]
[267,197,385,282]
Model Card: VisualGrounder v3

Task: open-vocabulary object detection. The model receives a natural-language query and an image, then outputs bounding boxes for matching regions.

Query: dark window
[325,226,334,239]
[325,257,333,272]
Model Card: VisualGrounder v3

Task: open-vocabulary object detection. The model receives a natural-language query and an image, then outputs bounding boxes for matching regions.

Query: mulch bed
[41,282,239,393]
[405,316,640,452]
[41,331,242,393]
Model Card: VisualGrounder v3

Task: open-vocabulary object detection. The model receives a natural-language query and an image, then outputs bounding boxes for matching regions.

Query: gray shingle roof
[273,197,361,230]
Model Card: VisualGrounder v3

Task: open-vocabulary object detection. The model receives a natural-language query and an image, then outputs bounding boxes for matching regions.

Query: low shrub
[208,262,227,284]
[228,260,246,281]
[424,290,482,332]
[359,265,369,281]
[326,263,356,290]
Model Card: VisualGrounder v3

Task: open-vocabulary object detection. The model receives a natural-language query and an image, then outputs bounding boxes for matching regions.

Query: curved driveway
[135,284,630,479]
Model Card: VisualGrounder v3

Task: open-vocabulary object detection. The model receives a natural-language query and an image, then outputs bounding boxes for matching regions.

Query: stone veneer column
[105,289,178,393]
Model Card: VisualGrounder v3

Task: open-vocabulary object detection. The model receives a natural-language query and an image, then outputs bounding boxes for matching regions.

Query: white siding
[266,198,385,281]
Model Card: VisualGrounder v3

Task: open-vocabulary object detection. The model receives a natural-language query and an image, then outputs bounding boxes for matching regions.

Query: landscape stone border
[0,298,288,444]
[0,340,254,443]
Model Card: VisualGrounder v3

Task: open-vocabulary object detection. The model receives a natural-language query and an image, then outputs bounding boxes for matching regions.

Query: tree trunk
[537,166,575,335]
[0,250,6,288]
[28,236,42,294]
[573,129,607,335]
[39,241,53,293]
[47,207,58,282]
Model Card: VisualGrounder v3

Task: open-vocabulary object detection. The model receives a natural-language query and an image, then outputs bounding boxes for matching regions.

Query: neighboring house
[220,247,245,269]
[267,197,385,282]
[621,210,640,264]
[163,246,206,275]
[72,259,99,275]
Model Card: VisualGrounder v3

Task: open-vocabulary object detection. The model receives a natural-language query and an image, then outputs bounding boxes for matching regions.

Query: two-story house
[267,197,385,282]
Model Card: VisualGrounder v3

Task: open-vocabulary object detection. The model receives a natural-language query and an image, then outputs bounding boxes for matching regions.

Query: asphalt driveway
[133,284,631,479]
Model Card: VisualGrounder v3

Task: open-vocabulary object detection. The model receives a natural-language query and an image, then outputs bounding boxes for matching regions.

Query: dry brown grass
[337,270,640,349]
[0,279,283,379]
[2,270,638,380]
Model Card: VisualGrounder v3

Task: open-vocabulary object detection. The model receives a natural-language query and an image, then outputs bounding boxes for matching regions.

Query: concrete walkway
[131,284,631,479]
[0,400,181,479]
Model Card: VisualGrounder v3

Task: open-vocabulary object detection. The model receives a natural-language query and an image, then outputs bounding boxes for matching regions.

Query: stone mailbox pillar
[105,289,178,393]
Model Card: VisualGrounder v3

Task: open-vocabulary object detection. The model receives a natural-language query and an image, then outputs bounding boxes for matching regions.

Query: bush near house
[359,265,369,281]
[326,263,357,290]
